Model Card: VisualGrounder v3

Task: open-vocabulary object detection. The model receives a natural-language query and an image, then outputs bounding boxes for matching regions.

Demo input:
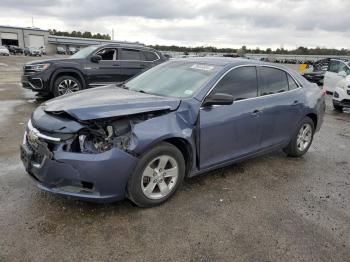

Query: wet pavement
[0,56,349,262]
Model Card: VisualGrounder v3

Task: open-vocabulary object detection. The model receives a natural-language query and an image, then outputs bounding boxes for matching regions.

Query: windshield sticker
[190,64,214,71]
[184,90,194,95]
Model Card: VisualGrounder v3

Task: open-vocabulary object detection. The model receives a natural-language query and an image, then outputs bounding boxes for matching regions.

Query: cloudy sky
[1,0,350,49]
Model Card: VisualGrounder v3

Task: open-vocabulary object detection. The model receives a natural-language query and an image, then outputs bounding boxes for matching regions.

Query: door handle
[251,109,262,116]
[291,100,299,105]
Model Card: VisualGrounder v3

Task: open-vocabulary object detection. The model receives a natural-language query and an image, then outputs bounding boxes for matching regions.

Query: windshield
[126,61,222,98]
[69,45,99,59]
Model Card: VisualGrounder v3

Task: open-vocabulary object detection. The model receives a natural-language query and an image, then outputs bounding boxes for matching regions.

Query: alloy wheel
[296,123,312,151]
[57,79,80,95]
[141,155,179,200]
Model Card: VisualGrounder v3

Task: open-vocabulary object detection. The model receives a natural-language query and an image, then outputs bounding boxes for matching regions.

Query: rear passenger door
[257,66,304,148]
[199,66,262,169]
[117,48,145,81]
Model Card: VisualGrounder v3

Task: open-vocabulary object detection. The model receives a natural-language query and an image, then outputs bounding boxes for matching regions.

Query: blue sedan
[20,58,326,207]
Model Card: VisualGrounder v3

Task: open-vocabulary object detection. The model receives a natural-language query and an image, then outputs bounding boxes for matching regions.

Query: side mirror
[203,93,234,107]
[338,71,347,78]
[91,55,102,63]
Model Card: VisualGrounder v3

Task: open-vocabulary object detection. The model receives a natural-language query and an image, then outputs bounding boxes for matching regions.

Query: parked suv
[323,59,350,94]
[22,43,167,97]
[24,47,42,56]
[332,62,350,111]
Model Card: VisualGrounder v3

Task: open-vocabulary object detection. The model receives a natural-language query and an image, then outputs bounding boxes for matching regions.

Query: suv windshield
[126,61,222,98]
[70,45,99,59]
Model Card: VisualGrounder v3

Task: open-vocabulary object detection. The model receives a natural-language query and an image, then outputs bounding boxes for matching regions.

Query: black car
[7,45,23,55]
[303,58,330,85]
[22,44,167,97]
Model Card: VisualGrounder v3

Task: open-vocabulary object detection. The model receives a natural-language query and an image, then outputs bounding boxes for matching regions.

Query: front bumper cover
[21,131,138,203]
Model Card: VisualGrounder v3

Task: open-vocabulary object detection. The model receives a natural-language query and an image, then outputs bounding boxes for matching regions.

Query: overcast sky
[1,0,349,49]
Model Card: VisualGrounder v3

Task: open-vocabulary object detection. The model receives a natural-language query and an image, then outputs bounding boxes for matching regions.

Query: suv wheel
[333,103,343,112]
[283,116,315,157]
[127,142,185,207]
[53,76,82,97]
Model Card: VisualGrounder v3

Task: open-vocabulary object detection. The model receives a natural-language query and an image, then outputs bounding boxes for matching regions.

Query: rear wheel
[127,142,185,207]
[53,75,82,97]
[284,116,315,157]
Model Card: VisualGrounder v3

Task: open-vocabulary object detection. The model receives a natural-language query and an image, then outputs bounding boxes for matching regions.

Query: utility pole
[112,28,114,40]
[32,17,34,28]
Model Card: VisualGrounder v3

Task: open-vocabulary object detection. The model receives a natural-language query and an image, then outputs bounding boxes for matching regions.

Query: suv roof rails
[101,41,146,48]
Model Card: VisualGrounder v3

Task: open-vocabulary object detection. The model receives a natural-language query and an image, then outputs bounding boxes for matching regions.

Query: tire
[127,142,185,207]
[53,75,82,97]
[333,103,343,112]
[283,116,315,157]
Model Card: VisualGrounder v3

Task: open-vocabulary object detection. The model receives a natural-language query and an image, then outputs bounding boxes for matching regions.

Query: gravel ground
[0,56,349,262]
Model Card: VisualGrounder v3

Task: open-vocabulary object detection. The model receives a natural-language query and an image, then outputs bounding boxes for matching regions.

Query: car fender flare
[50,68,86,92]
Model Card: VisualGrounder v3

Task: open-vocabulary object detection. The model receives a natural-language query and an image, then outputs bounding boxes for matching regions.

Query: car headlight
[29,63,50,72]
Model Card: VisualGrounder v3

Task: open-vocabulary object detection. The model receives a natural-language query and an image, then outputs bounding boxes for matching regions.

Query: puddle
[0,100,24,125]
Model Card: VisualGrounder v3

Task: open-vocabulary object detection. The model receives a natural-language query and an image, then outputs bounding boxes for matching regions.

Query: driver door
[199,66,262,169]
[86,48,122,86]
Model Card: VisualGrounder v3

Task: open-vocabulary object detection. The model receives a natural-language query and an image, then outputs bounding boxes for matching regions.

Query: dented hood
[43,85,181,120]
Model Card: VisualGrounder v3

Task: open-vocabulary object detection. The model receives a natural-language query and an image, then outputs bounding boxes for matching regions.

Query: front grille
[26,137,45,164]
[23,65,37,75]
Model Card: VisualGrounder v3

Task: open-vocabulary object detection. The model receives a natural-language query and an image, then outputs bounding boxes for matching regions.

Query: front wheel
[333,103,343,112]
[53,75,82,97]
[127,142,185,207]
[284,117,315,157]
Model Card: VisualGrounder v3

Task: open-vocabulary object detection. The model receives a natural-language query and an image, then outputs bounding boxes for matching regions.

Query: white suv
[0,45,10,56]
[323,59,350,93]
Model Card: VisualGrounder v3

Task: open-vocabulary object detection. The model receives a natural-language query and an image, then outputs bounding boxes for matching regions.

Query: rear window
[143,51,158,61]
[259,67,289,96]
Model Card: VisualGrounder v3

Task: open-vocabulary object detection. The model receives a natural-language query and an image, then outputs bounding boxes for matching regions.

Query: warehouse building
[0,25,143,54]
[0,25,49,49]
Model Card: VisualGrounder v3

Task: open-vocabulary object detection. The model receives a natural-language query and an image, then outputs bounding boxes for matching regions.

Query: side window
[143,51,158,61]
[211,66,258,101]
[258,67,289,96]
[96,48,116,60]
[119,49,141,60]
[287,74,299,90]
[329,61,341,73]
[339,64,350,75]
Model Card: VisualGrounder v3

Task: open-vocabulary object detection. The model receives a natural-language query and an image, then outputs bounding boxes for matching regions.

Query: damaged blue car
[20,58,325,207]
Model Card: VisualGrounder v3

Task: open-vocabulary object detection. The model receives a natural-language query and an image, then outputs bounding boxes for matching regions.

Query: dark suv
[22,43,166,97]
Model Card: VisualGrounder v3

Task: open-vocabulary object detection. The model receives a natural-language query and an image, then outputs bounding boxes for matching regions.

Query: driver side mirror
[338,71,347,78]
[91,54,102,63]
[203,93,234,107]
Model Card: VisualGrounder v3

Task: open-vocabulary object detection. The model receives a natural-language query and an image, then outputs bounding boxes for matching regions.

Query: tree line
[49,29,111,40]
[48,29,349,55]
[151,45,350,56]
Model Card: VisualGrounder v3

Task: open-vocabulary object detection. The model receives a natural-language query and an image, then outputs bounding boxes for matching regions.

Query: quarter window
[211,66,258,101]
[287,75,299,90]
[143,51,158,61]
[119,49,141,60]
[258,67,289,96]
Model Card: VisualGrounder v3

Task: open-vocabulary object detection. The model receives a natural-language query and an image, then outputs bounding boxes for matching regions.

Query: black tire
[127,142,185,207]
[333,103,343,112]
[53,75,82,97]
[283,116,315,157]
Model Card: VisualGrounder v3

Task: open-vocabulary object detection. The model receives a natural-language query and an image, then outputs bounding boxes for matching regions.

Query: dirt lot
[0,55,349,262]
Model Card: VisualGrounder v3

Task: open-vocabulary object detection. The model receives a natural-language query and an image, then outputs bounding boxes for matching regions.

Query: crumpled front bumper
[20,132,138,203]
